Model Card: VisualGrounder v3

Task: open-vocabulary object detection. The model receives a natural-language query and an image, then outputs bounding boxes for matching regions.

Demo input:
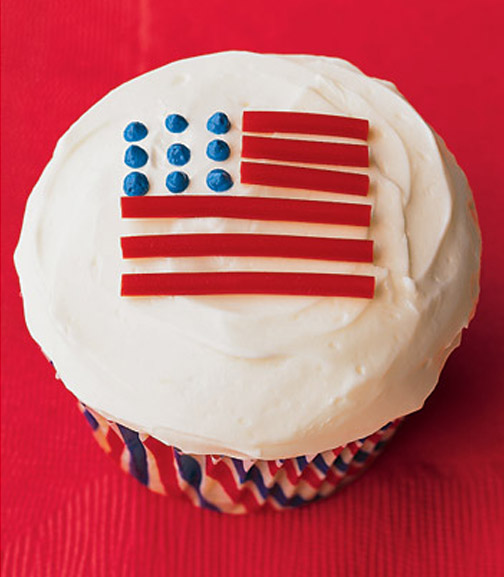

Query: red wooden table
[2,0,503,575]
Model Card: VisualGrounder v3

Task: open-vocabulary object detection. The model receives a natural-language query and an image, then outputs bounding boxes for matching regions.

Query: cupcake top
[14,52,480,459]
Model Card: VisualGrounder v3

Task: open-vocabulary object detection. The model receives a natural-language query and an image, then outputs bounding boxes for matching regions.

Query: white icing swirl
[14,52,481,459]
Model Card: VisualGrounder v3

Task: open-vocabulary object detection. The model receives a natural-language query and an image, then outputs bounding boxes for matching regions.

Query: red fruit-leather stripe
[121,272,375,298]
[121,234,374,263]
[242,111,369,140]
[121,196,372,227]
[240,161,369,196]
[241,135,369,167]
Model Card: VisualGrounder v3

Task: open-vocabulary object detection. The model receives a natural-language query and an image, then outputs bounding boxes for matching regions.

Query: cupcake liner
[79,402,403,514]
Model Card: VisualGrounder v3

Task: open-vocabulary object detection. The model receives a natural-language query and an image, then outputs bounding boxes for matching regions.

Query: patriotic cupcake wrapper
[79,403,402,514]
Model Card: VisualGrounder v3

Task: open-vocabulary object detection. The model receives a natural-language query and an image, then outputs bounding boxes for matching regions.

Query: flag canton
[122,112,234,197]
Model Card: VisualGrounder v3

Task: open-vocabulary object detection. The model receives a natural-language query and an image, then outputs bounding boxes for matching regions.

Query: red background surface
[2,0,504,575]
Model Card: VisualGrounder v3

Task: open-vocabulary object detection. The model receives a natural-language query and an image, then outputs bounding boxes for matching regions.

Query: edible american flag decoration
[120,110,375,298]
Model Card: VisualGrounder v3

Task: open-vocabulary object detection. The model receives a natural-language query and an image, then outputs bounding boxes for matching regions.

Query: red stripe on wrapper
[268,460,282,477]
[240,161,369,196]
[106,426,125,461]
[283,459,300,485]
[121,234,373,263]
[242,111,369,140]
[121,272,375,298]
[121,196,372,227]
[302,465,326,489]
[207,459,261,510]
[241,135,369,167]
[142,438,179,494]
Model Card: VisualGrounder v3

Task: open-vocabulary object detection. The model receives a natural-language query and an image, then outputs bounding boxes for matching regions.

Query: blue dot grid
[122,113,237,195]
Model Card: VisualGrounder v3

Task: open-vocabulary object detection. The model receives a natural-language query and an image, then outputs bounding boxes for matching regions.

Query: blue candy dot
[123,122,148,142]
[124,145,148,168]
[123,172,149,196]
[207,112,230,134]
[206,169,233,192]
[166,171,189,193]
[206,139,230,161]
[165,114,188,133]
[167,143,191,166]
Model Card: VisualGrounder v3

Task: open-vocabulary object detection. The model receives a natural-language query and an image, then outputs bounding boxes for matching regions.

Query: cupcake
[14,52,481,513]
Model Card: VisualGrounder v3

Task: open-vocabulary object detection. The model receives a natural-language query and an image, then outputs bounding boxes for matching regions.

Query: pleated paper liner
[79,402,403,514]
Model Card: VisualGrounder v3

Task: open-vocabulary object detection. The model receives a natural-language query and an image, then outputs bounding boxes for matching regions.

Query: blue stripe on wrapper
[269,483,308,508]
[313,454,330,474]
[334,455,350,473]
[231,458,248,483]
[296,456,308,473]
[374,440,386,452]
[232,458,316,508]
[245,466,269,500]
[173,451,220,512]
[117,424,149,486]
[82,408,99,431]
[354,449,370,463]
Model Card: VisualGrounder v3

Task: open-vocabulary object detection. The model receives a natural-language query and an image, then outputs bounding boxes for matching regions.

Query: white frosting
[14,52,481,459]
